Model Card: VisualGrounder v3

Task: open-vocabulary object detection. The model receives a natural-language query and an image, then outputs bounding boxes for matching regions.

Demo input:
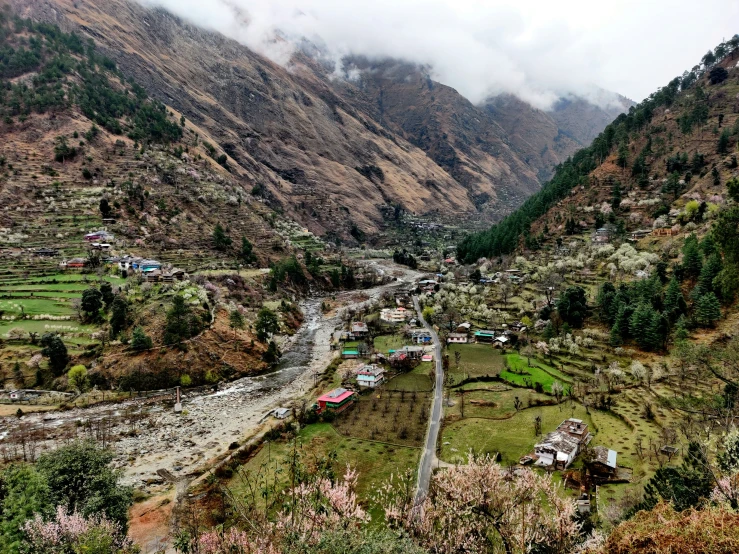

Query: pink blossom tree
[23,506,137,554]
[378,454,579,554]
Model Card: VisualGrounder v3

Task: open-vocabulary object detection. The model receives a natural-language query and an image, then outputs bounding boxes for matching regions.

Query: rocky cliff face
[10,0,627,242]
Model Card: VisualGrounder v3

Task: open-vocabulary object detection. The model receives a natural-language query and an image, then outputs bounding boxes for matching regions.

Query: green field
[500,354,572,393]
[386,372,432,391]
[229,423,419,508]
[447,343,504,379]
[0,298,76,316]
[441,402,592,465]
[374,334,405,353]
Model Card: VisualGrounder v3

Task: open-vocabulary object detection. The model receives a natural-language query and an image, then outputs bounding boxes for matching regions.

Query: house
[557,418,592,444]
[101,218,117,225]
[494,335,509,345]
[653,227,676,237]
[341,349,359,359]
[456,322,471,333]
[351,322,369,337]
[629,229,652,241]
[140,259,162,272]
[534,419,592,470]
[62,257,87,269]
[593,225,616,243]
[316,388,355,413]
[397,345,424,360]
[447,333,468,344]
[410,329,432,344]
[90,242,111,250]
[84,230,113,242]
[273,407,290,419]
[380,307,410,324]
[421,353,434,362]
[588,446,618,478]
[146,270,162,283]
[394,292,412,307]
[535,431,580,469]
[34,248,58,257]
[356,365,385,388]
[474,330,495,343]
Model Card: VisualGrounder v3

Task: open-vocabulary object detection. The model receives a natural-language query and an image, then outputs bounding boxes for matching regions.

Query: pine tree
[698,253,723,296]
[681,235,703,280]
[695,292,721,327]
[212,224,232,251]
[663,277,686,322]
[240,236,256,264]
[674,314,690,340]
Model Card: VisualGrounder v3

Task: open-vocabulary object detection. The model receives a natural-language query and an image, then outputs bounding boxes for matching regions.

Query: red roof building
[316,388,355,414]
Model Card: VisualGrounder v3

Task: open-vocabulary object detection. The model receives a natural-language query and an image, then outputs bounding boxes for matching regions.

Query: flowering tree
[194,467,368,553]
[378,454,579,554]
[22,506,137,554]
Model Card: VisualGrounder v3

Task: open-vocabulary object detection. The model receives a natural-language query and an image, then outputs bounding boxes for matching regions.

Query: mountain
[483,92,635,181]
[9,0,629,242]
[458,43,739,262]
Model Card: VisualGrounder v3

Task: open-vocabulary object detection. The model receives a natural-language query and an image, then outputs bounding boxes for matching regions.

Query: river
[0,261,422,490]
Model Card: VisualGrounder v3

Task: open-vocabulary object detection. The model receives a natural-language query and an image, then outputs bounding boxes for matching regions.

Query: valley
[0,1,737,553]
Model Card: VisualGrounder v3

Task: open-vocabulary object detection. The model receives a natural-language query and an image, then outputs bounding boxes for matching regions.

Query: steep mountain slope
[459,42,739,262]
[10,0,627,241]
[484,93,634,181]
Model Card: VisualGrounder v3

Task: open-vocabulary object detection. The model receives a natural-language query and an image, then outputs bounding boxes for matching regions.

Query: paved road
[413,295,444,505]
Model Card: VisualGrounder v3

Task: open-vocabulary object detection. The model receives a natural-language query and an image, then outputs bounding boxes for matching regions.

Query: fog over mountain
[139,0,737,108]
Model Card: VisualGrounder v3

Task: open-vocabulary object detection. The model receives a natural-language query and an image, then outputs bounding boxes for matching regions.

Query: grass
[386,372,432,392]
[229,423,419,506]
[440,402,592,465]
[500,354,571,393]
[373,334,405,353]
[0,298,76,316]
[447,343,504,378]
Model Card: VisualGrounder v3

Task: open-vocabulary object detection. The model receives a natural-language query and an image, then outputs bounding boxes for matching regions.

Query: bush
[67,365,88,392]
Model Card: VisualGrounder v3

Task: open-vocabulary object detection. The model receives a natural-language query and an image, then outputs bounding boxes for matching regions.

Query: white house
[380,307,410,323]
[534,419,592,470]
[535,432,580,469]
[273,407,290,419]
[356,365,385,388]
[447,333,468,344]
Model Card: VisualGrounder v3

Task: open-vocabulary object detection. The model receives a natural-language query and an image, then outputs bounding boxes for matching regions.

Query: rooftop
[318,388,355,404]
[592,445,618,469]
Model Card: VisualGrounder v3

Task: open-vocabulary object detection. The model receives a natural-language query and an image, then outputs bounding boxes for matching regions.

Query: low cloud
[139,0,738,109]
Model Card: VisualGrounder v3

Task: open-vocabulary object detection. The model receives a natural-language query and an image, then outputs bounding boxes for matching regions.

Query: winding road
[413,295,444,504]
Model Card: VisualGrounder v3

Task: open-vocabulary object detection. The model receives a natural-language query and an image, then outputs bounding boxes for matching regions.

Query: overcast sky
[140,0,738,109]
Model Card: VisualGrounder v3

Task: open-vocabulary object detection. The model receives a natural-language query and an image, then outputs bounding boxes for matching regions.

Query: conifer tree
[664,277,686,322]
[695,292,721,327]
[681,235,703,280]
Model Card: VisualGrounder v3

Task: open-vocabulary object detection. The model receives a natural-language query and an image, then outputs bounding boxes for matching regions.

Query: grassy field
[386,372,432,392]
[374,334,405,353]
[500,354,572,393]
[228,423,419,508]
[447,343,504,378]
[450,387,554,420]
[440,402,592,465]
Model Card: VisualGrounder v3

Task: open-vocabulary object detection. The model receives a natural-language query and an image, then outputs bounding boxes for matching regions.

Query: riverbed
[0,260,422,489]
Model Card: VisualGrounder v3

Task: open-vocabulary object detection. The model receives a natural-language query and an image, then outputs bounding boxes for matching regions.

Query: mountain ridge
[10,0,629,243]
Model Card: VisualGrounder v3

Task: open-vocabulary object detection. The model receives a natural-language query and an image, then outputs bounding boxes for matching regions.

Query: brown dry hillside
[484,92,634,182]
[9,0,626,242]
